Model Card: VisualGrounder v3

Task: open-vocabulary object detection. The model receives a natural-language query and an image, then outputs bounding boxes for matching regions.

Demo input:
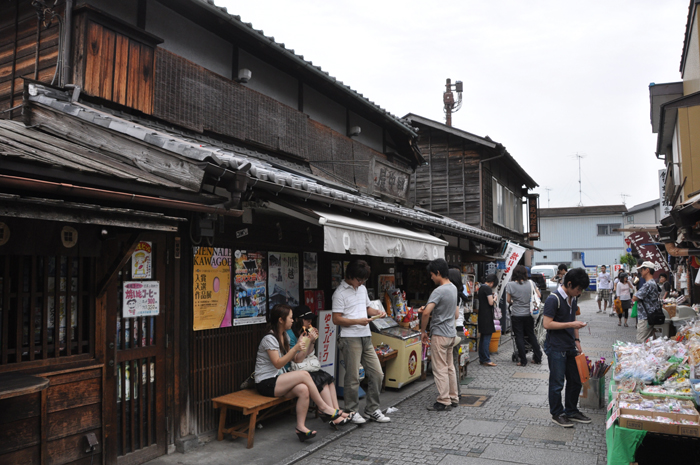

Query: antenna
[544,188,552,208]
[620,193,630,205]
[574,153,586,207]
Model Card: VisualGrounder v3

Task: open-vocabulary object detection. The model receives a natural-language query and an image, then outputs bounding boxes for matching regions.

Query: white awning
[266,202,447,260]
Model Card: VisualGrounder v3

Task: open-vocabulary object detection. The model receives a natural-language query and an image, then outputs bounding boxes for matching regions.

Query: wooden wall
[0,366,103,465]
[0,0,63,120]
[482,161,526,241]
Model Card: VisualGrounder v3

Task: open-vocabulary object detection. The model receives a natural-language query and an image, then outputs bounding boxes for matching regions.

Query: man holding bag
[633,261,663,343]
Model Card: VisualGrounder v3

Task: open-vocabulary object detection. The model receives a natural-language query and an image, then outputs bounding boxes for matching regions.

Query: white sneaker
[349,412,366,424]
[367,409,391,423]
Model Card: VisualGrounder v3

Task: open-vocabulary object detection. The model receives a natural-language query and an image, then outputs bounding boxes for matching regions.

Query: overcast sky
[218,0,689,209]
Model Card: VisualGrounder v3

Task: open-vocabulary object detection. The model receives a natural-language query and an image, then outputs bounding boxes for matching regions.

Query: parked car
[531,265,559,296]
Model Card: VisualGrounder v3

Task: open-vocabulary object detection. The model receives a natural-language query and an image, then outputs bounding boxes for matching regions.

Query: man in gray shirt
[420,258,459,411]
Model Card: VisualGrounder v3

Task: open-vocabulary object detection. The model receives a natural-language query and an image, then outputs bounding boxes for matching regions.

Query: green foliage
[619,253,636,269]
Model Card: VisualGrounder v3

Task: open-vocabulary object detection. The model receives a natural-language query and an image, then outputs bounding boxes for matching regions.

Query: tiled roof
[27,84,502,243]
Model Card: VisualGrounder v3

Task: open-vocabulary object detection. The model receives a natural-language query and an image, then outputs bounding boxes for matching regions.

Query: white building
[624,198,662,232]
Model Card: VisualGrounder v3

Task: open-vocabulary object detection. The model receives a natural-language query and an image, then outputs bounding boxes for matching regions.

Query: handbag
[291,354,321,372]
[493,299,502,320]
[630,301,638,318]
[529,281,541,316]
[647,308,665,326]
[614,298,623,315]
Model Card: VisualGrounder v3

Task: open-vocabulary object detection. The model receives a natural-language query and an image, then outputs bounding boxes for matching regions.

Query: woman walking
[616,273,633,327]
[477,274,499,367]
[506,265,543,366]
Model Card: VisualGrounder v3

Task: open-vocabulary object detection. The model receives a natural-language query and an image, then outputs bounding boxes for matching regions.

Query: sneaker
[426,402,452,412]
[596,310,602,313]
[349,412,366,424]
[367,409,391,422]
[567,412,592,424]
[551,415,574,428]
[451,401,459,408]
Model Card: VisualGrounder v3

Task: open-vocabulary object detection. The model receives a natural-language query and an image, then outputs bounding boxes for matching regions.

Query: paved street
[292,296,635,465]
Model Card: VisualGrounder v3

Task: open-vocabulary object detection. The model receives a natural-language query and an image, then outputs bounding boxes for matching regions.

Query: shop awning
[265,201,447,260]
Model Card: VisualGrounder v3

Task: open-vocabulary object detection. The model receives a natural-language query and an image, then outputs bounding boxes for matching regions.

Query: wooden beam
[96,232,142,298]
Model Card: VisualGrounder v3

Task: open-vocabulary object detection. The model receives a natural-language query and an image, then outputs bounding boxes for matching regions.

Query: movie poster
[268,252,300,310]
[303,252,318,289]
[331,261,343,289]
[233,250,267,326]
[192,247,232,331]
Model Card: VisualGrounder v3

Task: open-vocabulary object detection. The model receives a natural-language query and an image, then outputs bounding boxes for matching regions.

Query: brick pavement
[292,296,637,465]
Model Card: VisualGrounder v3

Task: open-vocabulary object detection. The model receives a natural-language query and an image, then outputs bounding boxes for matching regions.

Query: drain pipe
[665,242,700,257]
[479,148,506,228]
[61,0,73,87]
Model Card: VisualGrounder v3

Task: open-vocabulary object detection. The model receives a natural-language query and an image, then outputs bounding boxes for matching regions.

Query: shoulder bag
[529,281,541,317]
[291,354,321,372]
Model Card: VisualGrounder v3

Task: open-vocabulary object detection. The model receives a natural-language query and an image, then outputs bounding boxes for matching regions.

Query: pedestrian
[420,258,459,411]
[332,260,391,424]
[254,304,347,442]
[506,265,543,366]
[449,268,470,394]
[543,268,591,428]
[477,273,499,367]
[615,273,633,327]
[658,273,672,301]
[632,261,662,343]
[553,264,567,287]
[596,265,612,314]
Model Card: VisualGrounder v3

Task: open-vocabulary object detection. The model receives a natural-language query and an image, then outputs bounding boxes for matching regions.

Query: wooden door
[104,236,167,465]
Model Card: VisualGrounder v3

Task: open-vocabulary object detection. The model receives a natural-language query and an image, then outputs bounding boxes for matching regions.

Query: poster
[234,250,267,326]
[131,241,152,279]
[268,252,300,310]
[493,241,527,303]
[303,252,318,289]
[378,274,396,297]
[192,247,232,331]
[122,281,160,317]
[331,261,343,289]
[304,290,325,313]
[318,310,337,378]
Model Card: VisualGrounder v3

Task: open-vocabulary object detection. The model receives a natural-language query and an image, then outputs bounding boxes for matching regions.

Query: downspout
[665,242,700,257]
[479,149,506,228]
[61,0,73,87]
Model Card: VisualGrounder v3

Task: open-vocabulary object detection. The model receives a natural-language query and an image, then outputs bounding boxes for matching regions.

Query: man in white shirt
[332,260,390,424]
[596,265,612,314]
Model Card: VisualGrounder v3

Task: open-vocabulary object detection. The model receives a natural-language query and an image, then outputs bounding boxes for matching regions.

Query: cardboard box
[618,408,700,437]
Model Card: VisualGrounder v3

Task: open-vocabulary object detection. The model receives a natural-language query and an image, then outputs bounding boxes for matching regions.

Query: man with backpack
[543,268,591,428]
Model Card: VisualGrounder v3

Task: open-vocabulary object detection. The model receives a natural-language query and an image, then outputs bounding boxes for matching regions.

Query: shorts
[309,370,334,392]
[255,376,278,397]
[597,289,611,301]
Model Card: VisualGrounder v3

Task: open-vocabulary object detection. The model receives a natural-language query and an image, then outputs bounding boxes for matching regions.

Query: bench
[212,389,295,449]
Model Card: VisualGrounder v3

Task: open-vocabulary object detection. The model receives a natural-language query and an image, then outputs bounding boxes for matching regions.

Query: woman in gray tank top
[506,265,543,366]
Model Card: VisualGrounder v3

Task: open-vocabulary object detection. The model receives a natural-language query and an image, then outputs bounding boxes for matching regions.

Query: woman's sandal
[295,429,317,442]
[319,409,343,423]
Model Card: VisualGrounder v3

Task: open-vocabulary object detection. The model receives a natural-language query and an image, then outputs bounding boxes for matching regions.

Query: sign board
[369,157,411,202]
[628,232,672,280]
[234,250,267,326]
[123,281,159,317]
[192,247,232,331]
[493,242,527,303]
[659,169,673,220]
[317,310,337,378]
[527,194,540,240]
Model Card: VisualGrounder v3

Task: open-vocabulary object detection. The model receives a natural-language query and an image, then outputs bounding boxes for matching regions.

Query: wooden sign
[527,194,540,240]
[369,157,411,202]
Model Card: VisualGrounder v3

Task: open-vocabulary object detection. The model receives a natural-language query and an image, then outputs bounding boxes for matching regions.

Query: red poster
[304,290,325,313]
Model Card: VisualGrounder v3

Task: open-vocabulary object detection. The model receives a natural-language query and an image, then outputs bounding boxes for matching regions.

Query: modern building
[532,205,628,268]
[623,198,662,232]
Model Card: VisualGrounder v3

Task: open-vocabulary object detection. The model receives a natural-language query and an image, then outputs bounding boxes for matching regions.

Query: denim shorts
[255,376,278,397]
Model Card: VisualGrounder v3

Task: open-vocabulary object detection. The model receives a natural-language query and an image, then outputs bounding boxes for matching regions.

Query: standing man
[543,268,591,428]
[596,265,612,314]
[332,260,391,424]
[553,264,568,287]
[632,261,662,343]
[420,258,459,412]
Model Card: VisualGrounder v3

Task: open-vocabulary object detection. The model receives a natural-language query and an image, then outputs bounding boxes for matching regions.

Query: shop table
[376,349,398,392]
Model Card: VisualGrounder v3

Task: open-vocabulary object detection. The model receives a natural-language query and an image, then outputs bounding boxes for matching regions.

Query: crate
[618,408,700,437]
[691,379,700,406]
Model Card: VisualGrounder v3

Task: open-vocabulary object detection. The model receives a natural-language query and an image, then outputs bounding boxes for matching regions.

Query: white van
[531,265,559,294]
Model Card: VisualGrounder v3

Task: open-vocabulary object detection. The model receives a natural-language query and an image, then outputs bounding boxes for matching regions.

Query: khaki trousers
[431,334,459,406]
[636,318,655,343]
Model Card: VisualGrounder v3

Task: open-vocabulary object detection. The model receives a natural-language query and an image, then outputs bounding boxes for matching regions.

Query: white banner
[317,310,337,378]
[493,242,527,303]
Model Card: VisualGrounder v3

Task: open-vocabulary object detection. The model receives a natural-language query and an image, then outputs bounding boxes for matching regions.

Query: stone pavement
[293,296,637,465]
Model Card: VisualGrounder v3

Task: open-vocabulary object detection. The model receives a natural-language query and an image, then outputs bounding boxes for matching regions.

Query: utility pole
[544,188,552,208]
[443,79,463,127]
[574,153,586,207]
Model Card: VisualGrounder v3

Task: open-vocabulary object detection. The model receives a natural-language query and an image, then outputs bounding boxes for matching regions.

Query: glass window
[597,224,622,236]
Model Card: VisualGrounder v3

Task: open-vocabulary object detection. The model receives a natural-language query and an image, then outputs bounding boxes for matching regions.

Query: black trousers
[511,315,542,365]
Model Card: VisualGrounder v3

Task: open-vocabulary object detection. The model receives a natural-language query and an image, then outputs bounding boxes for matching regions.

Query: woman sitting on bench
[255,304,348,442]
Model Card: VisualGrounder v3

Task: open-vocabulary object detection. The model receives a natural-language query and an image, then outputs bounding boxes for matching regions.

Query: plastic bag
[630,301,638,318]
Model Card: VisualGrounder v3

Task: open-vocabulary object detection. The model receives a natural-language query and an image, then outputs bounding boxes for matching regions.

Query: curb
[274,378,437,465]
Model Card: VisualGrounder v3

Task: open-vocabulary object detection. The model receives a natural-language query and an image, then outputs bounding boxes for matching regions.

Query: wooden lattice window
[0,254,95,367]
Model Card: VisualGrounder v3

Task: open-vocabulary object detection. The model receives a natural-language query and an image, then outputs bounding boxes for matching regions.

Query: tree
[619,253,636,270]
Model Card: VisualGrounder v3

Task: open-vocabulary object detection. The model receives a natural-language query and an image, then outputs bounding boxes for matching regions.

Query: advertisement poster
[331,261,343,289]
[303,252,318,289]
[131,241,152,279]
[378,274,396,297]
[268,252,300,309]
[234,250,267,326]
[629,232,672,280]
[304,290,325,313]
[318,310,337,378]
[123,281,160,317]
[192,247,232,331]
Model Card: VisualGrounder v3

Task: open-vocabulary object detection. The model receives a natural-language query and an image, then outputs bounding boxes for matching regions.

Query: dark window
[572,251,583,260]
[597,224,621,236]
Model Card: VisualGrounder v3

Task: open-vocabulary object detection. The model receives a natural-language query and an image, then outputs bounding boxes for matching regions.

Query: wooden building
[405,114,539,267]
[0,2,503,464]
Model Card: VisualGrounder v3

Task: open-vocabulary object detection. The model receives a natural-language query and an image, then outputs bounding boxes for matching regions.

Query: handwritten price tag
[607,399,616,412]
[606,409,619,430]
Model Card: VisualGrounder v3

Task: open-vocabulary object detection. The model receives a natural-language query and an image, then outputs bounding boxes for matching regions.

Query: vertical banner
[234,250,267,326]
[192,247,232,330]
[628,232,671,280]
[303,252,318,289]
[131,241,152,279]
[493,241,527,302]
[527,194,540,240]
[659,169,672,220]
[268,252,300,309]
[318,310,337,378]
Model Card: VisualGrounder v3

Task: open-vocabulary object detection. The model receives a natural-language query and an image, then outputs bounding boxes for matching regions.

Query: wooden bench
[212,389,295,449]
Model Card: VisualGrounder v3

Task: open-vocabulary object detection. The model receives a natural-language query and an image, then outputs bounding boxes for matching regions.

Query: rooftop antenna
[574,153,586,206]
[443,78,463,127]
[544,187,552,208]
[620,193,630,205]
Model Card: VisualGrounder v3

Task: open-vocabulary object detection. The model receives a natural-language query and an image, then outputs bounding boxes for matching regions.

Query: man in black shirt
[477,274,498,367]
